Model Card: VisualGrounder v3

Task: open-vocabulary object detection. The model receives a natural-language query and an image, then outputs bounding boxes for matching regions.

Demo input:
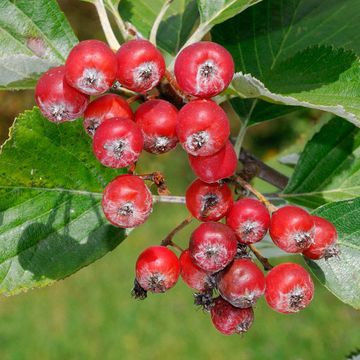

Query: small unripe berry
[218,258,265,308]
[186,179,233,222]
[135,246,180,293]
[265,263,314,314]
[303,216,339,260]
[84,94,133,137]
[211,297,254,336]
[35,66,89,123]
[135,99,178,154]
[189,222,237,273]
[65,40,117,95]
[102,174,152,228]
[269,206,315,253]
[226,198,270,244]
[116,39,165,93]
[177,99,230,156]
[174,41,234,98]
[93,118,143,168]
[188,140,237,183]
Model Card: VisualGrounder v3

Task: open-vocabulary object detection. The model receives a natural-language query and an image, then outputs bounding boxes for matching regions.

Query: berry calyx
[210,297,254,335]
[174,41,235,98]
[84,94,133,137]
[135,99,178,154]
[218,258,265,308]
[177,99,230,156]
[35,66,89,123]
[189,222,237,273]
[265,263,314,314]
[188,140,237,183]
[303,216,339,260]
[65,40,117,95]
[135,246,180,293]
[269,205,315,253]
[116,39,165,93]
[102,174,152,228]
[226,198,270,244]
[93,117,143,168]
[186,179,233,222]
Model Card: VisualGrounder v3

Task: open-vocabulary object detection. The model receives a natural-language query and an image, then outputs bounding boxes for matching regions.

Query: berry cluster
[35,38,339,336]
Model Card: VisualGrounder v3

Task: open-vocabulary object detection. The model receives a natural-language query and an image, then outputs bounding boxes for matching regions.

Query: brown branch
[138,171,170,195]
[161,215,193,251]
[249,244,273,271]
[164,70,192,103]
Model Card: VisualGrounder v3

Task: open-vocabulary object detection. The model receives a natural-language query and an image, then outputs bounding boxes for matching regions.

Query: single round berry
[188,140,237,183]
[116,39,165,93]
[265,263,314,314]
[186,179,233,222]
[174,41,234,98]
[218,258,265,308]
[303,216,339,260]
[65,40,117,95]
[177,99,230,156]
[226,198,270,244]
[135,99,178,154]
[211,297,254,336]
[269,206,315,253]
[102,174,152,228]
[84,94,133,137]
[35,66,89,123]
[189,222,237,273]
[93,118,143,168]
[135,246,180,293]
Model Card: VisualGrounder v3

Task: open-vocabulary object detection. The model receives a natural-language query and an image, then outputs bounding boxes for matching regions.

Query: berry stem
[161,215,193,251]
[127,94,145,104]
[138,172,170,195]
[153,195,186,204]
[104,1,129,41]
[150,0,174,46]
[164,70,192,102]
[248,244,273,271]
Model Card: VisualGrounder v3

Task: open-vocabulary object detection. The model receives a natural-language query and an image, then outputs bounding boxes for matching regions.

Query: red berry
[188,140,237,183]
[116,39,165,93]
[65,40,117,95]
[211,297,254,336]
[189,222,237,273]
[177,99,230,156]
[265,263,314,314]
[93,118,143,168]
[303,216,339,260]
[226,198,270,244]
[269,206,315,253]
[218,258,265,308]
[84,94,133,137]
[186,179,233,222]
[35,66,89,122]
[135,99,178,154]
[102,174,152,228]
[174,41,234,98]
[135,246,180,293]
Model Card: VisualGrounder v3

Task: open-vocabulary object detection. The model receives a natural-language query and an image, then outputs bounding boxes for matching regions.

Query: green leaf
[306,199,360,309]
[282,117,360,208]
[0,0,78,90]
[0,108,126,295]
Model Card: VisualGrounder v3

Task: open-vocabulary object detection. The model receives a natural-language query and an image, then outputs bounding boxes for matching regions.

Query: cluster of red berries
[34,37,339,336]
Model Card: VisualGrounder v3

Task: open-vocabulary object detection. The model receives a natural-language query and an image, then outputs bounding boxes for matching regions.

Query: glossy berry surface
[84,94,133,137]
[218,258,265,308]
[174,41,234,98]
[269,206,315,253]
[35,66,89,123]
[65,40,117,95]
[177,99,230,156]
[211,297,254,335]
[226,198,270,244]
[116,39,165,93]
[189,140,237,183]
[265,263,314,314]
[189,222,237,273]
[136,246,180,293]
[186,179,233,222]
[93,118,143,168]
[135,99,178,154]
[303,216,339,260]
